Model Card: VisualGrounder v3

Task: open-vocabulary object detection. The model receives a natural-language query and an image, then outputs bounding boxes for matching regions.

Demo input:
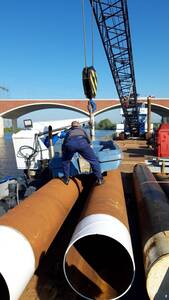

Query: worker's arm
[44,130,66,148]
[57,130,66,139]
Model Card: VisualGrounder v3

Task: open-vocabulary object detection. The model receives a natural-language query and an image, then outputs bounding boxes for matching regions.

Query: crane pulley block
[82,66,97,99]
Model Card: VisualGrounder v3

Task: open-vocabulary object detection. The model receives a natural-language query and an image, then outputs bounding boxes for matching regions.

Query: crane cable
[81,0,87,68]
[91,0,94,67]
[81,0,97,140]
[81,0,95,67]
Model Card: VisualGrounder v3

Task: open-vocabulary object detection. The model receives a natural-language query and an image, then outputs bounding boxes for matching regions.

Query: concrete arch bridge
[0,98,169,136]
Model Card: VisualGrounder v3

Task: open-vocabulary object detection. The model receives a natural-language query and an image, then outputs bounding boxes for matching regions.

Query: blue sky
[0,0,169,124]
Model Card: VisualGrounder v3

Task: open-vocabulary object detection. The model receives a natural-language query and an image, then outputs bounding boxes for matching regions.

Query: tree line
[4,119,116,132]
[4,119,161,132]
[95,119,116,130]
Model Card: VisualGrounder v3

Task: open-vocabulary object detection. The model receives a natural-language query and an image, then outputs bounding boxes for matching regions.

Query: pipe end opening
[0,273,10,300]
[64,234,135,299]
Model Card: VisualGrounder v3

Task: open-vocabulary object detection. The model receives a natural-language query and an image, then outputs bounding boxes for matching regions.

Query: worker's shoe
[60,176,70,185]
[95,178,105,186]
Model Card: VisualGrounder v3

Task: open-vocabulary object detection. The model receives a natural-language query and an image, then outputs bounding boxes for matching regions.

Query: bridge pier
[12,119,18,133]
[0,116,4,137]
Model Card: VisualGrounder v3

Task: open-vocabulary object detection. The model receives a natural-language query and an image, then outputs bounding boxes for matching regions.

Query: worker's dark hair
[71,121,80,127]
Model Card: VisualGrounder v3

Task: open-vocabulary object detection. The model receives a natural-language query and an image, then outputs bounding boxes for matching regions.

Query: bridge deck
[1,98,169,119]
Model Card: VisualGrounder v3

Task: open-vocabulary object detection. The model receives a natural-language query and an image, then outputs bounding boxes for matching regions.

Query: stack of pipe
[133,164,169,300]
[63,170,135,300]
[0,178,82,300]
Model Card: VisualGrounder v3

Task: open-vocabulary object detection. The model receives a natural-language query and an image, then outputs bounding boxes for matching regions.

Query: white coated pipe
[145,231,169,300]
[63,213,135,300]
[0,226,35,300]
[0,177,83,299]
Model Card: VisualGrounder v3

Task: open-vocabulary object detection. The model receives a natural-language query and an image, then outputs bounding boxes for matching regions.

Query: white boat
[0,118,123,216]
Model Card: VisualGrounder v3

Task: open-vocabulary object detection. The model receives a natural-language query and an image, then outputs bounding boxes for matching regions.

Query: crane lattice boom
[90,0,139,136]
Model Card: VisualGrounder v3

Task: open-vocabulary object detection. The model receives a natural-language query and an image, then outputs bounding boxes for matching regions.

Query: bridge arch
[95,102,169,118]
[0,102,89,119]
[1,100,169,137]
[150,103,169,117]
[0,102,89,137]
[94,104,121,116]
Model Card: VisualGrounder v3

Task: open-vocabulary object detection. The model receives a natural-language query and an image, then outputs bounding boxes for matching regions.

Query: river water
[0,130,114,179]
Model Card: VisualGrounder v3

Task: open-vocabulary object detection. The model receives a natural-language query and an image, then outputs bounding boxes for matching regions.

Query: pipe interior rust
[64,170,135,300]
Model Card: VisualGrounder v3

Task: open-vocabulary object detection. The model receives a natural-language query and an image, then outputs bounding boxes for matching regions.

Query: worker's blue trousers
[62,137,102,180]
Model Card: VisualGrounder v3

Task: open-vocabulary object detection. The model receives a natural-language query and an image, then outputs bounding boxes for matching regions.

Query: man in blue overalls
[61,121,104,185]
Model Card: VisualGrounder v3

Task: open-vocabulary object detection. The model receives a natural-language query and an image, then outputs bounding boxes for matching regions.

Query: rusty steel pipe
[155,173,169,199]
[63,170,135,300]
[0,178,82,300]
[133,164,169,300]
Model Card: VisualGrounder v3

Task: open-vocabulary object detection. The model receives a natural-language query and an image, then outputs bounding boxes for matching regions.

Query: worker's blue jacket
[62,127,102,180]
[62,127,91,146]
